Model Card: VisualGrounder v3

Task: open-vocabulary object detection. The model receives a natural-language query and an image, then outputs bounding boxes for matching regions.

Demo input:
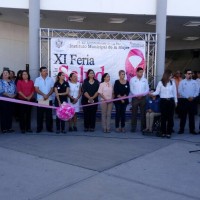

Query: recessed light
[67,33,78,37]
[184,21,200,27]
[24,11,44,19]
[108,18,127,24]
[183,36,199,41]
[146,19,156,25]
[67,16,85,22]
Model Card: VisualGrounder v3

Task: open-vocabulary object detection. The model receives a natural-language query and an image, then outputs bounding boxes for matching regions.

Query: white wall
[0,0,28,9]
[167,0,200,17]
[1,0,200,17]
[40,0,156,15]
[0,21,28,74]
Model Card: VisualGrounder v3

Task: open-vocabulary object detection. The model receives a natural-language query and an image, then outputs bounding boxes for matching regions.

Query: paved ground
[0,115,200,200]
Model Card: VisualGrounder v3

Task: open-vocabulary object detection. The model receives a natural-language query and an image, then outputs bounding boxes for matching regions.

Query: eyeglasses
[187,73,192,75]
[121,74,125,75]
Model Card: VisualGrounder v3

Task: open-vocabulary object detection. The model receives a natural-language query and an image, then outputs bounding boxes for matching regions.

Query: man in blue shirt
[178,69,199,134]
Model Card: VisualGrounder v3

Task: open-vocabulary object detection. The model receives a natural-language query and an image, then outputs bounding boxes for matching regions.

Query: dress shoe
[56,130,60,134]
[21,130,26,134]
[2,130,7,134]
[36,129,42,133]
[190,130,197,135]
[7,129,14,133]
[73,126,77,131]
[178,130,184,134]
[69,127,73,132]
[27,129,33,133]
[115,128,121,133]
[142,128,149,133]
[47,129,53,133]
[121,128,126,133]
[166,134,171,139]
[61,130,67,134]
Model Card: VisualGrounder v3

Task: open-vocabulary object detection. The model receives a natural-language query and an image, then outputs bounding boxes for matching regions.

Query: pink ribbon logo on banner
[125,49,145,81]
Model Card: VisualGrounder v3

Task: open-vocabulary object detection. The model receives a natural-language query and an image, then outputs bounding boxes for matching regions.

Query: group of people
[0,66,199,138]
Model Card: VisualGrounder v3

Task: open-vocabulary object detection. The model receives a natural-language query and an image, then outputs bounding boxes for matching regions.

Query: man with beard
[178,69,199,135]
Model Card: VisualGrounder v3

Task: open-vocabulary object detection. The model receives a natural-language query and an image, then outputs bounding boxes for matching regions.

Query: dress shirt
[130,76,149,96]
[98,82,113,100]
[152,80,177,103]
[34,76,54,100]
[178,79,199,98]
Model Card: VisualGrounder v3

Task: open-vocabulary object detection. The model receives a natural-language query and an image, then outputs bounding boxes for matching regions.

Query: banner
[51,38,146,83]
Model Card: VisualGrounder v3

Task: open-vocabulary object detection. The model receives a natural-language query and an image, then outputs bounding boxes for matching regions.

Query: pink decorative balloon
[56,102,75,121]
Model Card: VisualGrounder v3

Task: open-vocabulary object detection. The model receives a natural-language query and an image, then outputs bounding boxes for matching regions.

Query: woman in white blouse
[68,73,82,132]
[151,69,177,138]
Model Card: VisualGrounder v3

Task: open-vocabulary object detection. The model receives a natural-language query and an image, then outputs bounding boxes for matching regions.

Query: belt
[161,98,174,100]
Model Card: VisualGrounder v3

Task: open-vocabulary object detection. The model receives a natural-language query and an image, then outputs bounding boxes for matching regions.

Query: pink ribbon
[0,91,149,109]
[0,97,56,109]
[125,49,145,81]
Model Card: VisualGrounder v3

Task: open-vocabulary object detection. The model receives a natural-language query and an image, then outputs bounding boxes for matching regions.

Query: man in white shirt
[178,69,199,134]
[34,66,54,133]
[130,67,149,132]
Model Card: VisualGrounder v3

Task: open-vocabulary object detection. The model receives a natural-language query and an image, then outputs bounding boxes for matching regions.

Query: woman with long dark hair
[114,70,130,133]
[17,70,35,133]
[54,72,69,133]
[81,69,99,132]
[151,69,177,138]
[98,73,113,133]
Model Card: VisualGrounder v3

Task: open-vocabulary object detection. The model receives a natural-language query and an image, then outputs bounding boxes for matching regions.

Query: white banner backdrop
[51,38,146,83]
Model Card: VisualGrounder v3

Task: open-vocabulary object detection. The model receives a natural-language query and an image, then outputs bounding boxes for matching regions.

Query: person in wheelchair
[143,90,161,133]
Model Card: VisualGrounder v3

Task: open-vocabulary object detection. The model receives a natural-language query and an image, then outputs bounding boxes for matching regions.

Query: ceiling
[0,7,200,51]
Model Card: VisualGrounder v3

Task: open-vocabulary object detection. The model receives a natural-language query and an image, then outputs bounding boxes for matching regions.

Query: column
[156,0,167,83]
[29,0,40,80]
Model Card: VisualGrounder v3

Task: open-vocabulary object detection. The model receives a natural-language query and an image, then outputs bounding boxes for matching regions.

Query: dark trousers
[83,105,98,129]
[115,103,127,128]
[160,98,175,135]
[179,98,196,132]
[0,101,13,131]
[131,96,146,131]
[19,103,32,131]
[37,100,53,131]
[54,99,66,131]
[56,117,65,131]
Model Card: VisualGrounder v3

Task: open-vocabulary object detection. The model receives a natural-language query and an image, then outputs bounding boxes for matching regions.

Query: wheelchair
[152,115,161,136]
[143,115,161,136]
